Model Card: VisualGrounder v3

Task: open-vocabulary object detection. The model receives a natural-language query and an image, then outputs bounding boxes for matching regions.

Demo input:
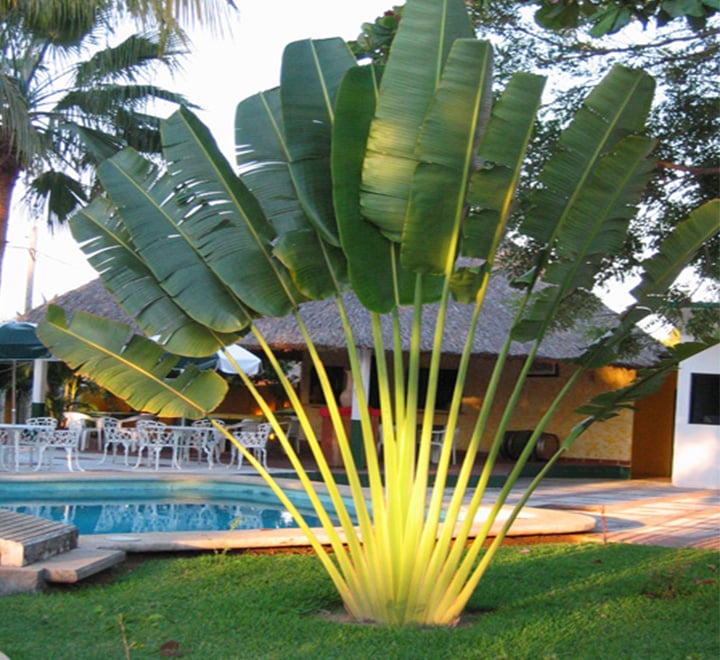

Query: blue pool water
[3,501,323,535]
[0,479,346,535]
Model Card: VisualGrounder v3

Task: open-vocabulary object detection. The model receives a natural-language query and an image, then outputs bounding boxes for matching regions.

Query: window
[308,366,346,405]
[689,373,720,425]
[528,361,559,377]
[416,368,457,411]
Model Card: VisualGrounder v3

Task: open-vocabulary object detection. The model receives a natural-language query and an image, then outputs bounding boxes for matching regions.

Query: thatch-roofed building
[24,276,675,478]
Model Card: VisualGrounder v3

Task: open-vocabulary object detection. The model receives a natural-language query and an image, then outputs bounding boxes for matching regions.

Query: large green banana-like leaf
[333,65,442,312]
[274,229,347,300]
[360,0,475,240]
[463,72,546,262]
[512,134,657,342]
[235,87,347,302]
[235,88,311,236]
[281,38,357,246]
[551,135,657,265]
[71,197,240,356]
[97,148,257,334]
[575,199,720,367]
[629,199,720,316]
[37,306,228,418]
[520,65,655,249]
[333,65,394,312]
[401,39,493,274]
[160,107,304,317]
[64,124,123,163]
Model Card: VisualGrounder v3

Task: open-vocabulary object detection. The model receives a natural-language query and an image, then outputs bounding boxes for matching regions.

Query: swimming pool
[0,477,350,536]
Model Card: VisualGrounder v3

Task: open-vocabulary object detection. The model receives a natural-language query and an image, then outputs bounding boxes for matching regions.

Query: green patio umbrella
[0,322,53,360]
[0,322,53,422]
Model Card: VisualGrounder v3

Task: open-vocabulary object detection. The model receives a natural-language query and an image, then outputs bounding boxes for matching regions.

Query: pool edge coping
[0,472,599,552]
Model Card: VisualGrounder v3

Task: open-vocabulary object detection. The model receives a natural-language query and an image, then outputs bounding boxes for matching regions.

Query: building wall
[460,358,636,463]
[672,344,720,489]
[298,353,638,467]
[631,371,676,478]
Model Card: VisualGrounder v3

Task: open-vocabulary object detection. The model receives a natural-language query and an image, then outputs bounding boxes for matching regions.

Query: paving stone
[0,565,45,595]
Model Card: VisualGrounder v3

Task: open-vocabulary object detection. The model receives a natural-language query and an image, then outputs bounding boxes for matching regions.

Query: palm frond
[57,122,125,163]
[97,147,257,333]
[160,106,304,316]
[37,305,228,418]
[26,170,87,223]
[402,39,494,274]
[360,0,475,239]
[280,38,357,246]
[70,197,240,356]
[74,32,186,86]
[520,65,655,248]
[0,71,40,168]
[54,84,191,117]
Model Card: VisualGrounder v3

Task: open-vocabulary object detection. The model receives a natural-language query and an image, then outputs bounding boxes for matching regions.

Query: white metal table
[0,423,47,472]
[165,425,219,469]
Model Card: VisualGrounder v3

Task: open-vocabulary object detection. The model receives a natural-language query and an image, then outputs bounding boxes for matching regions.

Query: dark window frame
[689,373,720,425]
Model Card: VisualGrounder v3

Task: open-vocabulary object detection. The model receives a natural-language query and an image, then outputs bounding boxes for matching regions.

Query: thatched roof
[25,279,142,332]
[23,276,661,367]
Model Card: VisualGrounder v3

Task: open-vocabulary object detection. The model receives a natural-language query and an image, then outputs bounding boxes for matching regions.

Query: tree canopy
[526,0,718,35]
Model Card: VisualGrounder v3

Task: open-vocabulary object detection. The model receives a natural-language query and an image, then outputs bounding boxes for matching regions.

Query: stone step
[33,544,127,583]
[0,509,78,567]
[0,544,126,595]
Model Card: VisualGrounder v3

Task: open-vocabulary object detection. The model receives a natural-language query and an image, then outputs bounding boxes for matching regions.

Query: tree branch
[658,161,720,177]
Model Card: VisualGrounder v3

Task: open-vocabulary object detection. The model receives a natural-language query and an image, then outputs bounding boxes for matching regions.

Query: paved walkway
[498,478,720,549]
[1,452,718,550]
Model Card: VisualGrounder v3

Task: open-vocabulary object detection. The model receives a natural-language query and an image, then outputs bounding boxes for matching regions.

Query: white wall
[672,343,720,489]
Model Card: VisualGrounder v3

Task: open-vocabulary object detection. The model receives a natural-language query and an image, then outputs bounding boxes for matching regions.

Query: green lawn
[1,544,717,659]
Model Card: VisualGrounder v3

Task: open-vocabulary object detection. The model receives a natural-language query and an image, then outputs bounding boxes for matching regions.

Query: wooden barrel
[501,430,559,461]
[534,433,559,461]
[501,430,533,460]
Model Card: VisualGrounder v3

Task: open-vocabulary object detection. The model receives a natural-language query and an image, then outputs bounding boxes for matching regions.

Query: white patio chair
[26,416,58,427]
[285,416,306,455]
[229,422,271,470]
[134,419,176,470]
[34,419,85,472]
[186,419,223,467]
[0,427,14,470]
[62,411,97,450]
[19,417,58,469]
[429,426,458,465]
[98,417,136,465]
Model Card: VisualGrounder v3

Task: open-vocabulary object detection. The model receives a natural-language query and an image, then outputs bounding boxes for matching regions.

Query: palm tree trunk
[0,167,21,295]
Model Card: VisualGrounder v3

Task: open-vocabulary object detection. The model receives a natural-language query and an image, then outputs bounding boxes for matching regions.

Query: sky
[0,0,394,321]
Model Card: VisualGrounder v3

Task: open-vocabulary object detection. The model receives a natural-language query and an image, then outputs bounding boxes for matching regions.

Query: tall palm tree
[0,0,238,43]
[0,0,236,291]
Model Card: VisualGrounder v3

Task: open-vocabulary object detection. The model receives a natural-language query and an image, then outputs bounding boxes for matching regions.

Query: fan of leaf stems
[38,0,718,626]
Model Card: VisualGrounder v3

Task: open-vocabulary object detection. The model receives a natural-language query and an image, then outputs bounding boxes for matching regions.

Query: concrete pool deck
[1,450,718,551]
